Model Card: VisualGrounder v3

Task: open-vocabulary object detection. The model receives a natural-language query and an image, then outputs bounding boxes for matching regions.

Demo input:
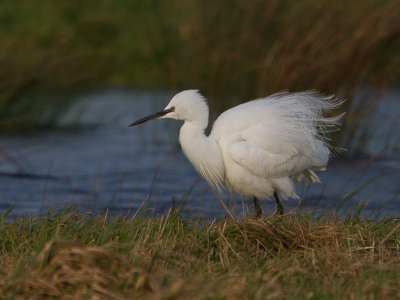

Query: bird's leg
[253,197,262,218]
[274,192,284,216]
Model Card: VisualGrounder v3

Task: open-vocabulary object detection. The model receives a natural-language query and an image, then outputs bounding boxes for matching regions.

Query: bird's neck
[179,122,225,190]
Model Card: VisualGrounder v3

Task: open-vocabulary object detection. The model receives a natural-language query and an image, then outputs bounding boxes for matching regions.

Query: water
[0,88,399,219]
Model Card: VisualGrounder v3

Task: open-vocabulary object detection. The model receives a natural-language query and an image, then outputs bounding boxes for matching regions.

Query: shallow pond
[0,89,399,219]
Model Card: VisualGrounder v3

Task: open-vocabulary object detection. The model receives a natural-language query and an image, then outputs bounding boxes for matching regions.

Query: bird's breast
[179,123,225,191]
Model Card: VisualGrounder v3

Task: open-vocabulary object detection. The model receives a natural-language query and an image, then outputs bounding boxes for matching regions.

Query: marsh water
[1,89,399,219]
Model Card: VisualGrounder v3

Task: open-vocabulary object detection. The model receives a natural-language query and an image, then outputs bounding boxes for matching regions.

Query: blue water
[0,88,399,219]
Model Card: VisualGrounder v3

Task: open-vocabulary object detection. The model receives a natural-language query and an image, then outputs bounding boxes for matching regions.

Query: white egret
[130,90,343,217]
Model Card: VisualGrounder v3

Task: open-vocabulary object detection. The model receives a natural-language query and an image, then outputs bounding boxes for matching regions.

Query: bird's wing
[229,122,313,178]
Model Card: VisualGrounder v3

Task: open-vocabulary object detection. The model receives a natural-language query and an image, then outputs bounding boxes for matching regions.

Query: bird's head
[129,90,209,128]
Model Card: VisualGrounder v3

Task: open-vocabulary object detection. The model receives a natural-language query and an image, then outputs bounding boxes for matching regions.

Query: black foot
[274,192,284,216]
[253,197,262,218]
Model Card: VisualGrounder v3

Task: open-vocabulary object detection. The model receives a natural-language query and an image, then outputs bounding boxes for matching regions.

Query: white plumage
[130,90,343,216]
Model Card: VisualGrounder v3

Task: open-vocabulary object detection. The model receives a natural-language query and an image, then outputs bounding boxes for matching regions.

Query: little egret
[130,90,343,217]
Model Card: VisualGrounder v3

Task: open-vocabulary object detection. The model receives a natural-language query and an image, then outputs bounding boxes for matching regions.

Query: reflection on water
[0,88,399,218]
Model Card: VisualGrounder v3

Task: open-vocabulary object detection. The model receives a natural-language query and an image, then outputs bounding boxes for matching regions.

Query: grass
[0,206,399,299]
[0,0,399,139]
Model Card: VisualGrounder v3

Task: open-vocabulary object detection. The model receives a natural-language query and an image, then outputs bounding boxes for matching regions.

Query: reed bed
[0,0,399,140]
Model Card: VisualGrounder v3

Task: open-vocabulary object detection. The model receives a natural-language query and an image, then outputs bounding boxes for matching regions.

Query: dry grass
[0,207,399,299]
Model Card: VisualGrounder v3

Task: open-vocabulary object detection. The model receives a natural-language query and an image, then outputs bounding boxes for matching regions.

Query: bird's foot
[273,192,284,216]
[274,205,284,216]
[253,209,262,219]
[253,197,262,219]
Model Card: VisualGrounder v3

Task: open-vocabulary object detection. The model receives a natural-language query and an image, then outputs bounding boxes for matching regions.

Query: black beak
[129,108,174,127]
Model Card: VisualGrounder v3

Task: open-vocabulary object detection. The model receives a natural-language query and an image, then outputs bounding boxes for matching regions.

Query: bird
[129,90,343,217]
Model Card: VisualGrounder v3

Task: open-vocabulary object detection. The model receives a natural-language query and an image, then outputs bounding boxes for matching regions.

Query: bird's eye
[171,106,175,111]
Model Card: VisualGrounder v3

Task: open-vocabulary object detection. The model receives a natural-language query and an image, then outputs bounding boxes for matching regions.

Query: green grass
[0,0,399,136]
[0,206,399,299]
